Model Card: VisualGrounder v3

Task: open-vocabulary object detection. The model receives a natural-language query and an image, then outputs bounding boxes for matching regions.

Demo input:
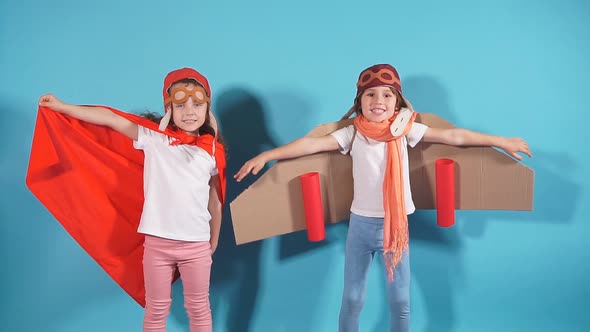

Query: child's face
[169,82,208,135]
[360,86,397,123]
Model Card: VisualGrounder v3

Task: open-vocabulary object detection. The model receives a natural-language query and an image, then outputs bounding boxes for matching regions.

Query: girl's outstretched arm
[208,175,223,254]
[422,127,532,160]
[234,135,340,182]
[38,93,138,140]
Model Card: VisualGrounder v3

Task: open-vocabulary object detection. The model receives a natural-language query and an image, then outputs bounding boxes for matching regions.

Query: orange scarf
[353,111,416,281]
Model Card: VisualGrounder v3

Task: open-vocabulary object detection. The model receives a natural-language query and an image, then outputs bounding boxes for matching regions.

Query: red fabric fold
[26,106,226,307]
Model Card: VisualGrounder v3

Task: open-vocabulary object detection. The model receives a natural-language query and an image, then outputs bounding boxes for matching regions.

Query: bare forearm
[453,128,508,149]
[58,104,119,127]
[234,135,339,181]
[423,126,531,160]
[208,204,222,251]
[58,103,137,140]
[432,128,507,149]
[208,176,223,252]
[39,94,137,139]
[209,215,221,242]
[261,137,325,162]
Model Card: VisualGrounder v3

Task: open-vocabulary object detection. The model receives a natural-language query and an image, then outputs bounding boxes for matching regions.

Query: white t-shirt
[133,126,218,241]
[330,122,428,217]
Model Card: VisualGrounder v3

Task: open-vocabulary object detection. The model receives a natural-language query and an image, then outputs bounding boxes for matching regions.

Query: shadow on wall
[269,87,344,259]
[169,87,276,332]
[259,89,343,332]
[395,75,580,332]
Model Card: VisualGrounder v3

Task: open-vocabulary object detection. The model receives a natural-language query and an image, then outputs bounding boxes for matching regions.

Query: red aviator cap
[341,64,415,120]
[158,67,219,135]
[162,67,211,105]
[355,64,402,98]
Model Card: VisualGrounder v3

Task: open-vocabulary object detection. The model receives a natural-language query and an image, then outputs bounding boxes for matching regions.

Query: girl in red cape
[28,67,226,332]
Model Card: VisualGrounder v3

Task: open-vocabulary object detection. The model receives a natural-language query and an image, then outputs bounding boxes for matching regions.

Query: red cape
[26,106,226,307]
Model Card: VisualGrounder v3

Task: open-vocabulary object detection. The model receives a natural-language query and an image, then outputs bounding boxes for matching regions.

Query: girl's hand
[234,154,267,182]
[38,94,67,112]
[500,137,532,160]
[210,240,218,255]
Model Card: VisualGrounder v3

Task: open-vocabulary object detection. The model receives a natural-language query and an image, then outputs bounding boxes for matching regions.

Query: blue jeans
[338,213,411,332]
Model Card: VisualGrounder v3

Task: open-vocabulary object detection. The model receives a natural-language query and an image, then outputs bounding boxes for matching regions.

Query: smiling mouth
[371,108,386,114]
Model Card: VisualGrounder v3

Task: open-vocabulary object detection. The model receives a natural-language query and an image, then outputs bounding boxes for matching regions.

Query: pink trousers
[142,235,212,332]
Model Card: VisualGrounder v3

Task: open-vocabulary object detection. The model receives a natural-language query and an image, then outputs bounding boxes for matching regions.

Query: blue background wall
[1,0,588,331]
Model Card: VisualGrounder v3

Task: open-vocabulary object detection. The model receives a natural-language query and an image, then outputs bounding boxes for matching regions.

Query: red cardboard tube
[435,159,456,227]
[299,172,326,241]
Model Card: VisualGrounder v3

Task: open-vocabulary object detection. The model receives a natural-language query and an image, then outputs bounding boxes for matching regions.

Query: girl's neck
[180,129,199,136]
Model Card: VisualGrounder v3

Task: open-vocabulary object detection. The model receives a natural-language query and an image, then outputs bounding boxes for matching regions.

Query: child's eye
[175,104,184,108]
[194,103,203,107]
[366,93,374,97]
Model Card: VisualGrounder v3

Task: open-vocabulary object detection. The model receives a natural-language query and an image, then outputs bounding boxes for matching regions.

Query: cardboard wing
[230,113,534,245]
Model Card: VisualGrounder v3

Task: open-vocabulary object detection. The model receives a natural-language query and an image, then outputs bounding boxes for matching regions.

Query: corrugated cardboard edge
[230,114,534,244]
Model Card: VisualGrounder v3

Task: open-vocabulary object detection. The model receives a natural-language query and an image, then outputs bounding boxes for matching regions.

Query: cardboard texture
[230,113,534,245]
